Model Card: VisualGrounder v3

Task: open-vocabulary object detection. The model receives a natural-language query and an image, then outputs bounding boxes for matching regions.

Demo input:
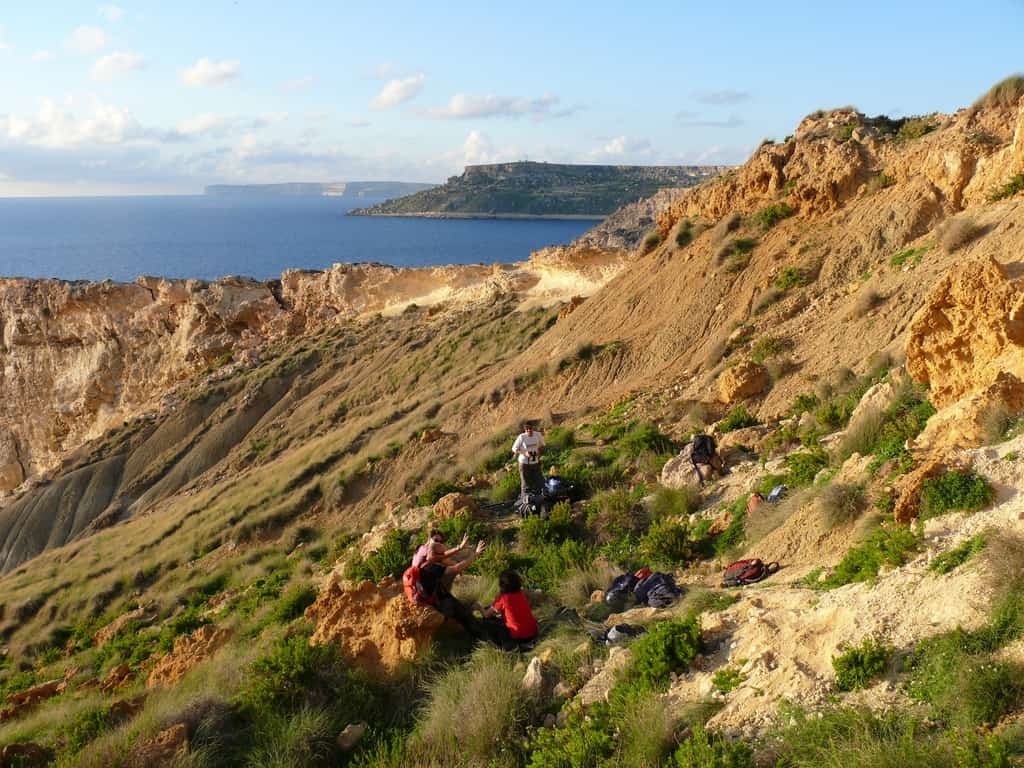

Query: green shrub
[269,583,318,624]
[789,392,819,417]
[711,666,746,694]
[628,616,702,690]
[918,470,994,520]
[832,636,893,691]
[238,635,340,713]
[619,421,677,458]
[929,533,986,575]
[821,522,919,589]
[614,687,678,768]
[991,173,1024,202]
[772,706,1013,768]
[489,470,522,503]
[66,706,113,753]
[676,219,694,247]
[897,117,937,141]
[783,449,829,487]
[753,202,795,229]
[545,426,576,453]
[345,528,413,583]
[639,518,693,567]
[650,485,701,519]
[750,335,788,363]
[890,246,928,268]
[523,539,597,593]
[673,724,754,768]
[775,267,807,290]
[527,705,615,768]
[588,488,647,544]
[643,231,663,253]
[909,634,1024,729]
[417,479,462,507]
[718,406,759,433]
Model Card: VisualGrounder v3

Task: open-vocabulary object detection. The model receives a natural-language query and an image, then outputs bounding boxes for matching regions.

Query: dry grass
[838,405,885,459]
[556,559,621,609]
[413,646,530,766]
[846,287,883,320]
[745,486,820,547]
[938,217,987,254]
[709,212,741,244]
[819,483,868,528]
[972,74,1024,111]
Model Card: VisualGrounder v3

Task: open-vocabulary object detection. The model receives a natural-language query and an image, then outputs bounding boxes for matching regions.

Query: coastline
[345,210,607,221]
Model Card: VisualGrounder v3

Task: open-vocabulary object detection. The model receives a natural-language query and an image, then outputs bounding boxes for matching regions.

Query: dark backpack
[634,572,684,608]
[515,491,547,519]
[691,434,717,465]
[721,559,779,587]
[604,573,639,609]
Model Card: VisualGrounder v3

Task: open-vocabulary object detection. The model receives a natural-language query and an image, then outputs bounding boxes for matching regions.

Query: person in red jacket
[476,570,538,650]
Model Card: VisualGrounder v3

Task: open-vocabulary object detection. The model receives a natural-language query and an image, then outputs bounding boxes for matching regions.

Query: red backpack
[403,565,437,606]
[721,559,779,587]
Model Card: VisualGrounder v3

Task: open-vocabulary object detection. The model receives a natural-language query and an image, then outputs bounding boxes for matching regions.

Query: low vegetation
[832,636,893,691]
[918,470,994,520]
[753,202,795,229]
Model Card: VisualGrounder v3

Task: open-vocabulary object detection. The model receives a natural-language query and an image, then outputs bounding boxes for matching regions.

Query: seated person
[420,540,487,631]
[413,529,469,569]
[476,570,539,650]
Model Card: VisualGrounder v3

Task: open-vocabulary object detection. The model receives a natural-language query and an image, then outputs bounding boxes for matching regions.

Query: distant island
[347,161,728,219]
[204,181,436,199]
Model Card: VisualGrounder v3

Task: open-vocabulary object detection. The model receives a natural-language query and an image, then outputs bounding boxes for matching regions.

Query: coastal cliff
[348,161,727,218]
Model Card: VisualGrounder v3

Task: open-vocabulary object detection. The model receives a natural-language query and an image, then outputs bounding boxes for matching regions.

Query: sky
[0,1,1022,196]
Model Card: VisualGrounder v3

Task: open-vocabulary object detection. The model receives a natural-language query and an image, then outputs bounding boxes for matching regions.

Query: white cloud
[588,135,653,159]
[98,4,124,22]
[176,113,227,137]
[66,25,109,54]
[91,51,145,80]
[31,50,55,63]
[423,92,579,120]
[369,73,425,110]
[0,25,9,52]
[180,57,241,87]
[282,76,313,91]
[175,112,286,139]
[1,98,158,147]
[346,119,371,128]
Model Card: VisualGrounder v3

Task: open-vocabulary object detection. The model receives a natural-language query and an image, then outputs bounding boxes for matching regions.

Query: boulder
[94,605,154,647]
[100,663,135,693]
[125,723,189,767]
[718,361,770,404]
[337,722,368,751]
[577,647,633,706]
[558,295,585,320]
[433,492,480,520]
[906,256,1024,409]
[892,458,948,525]
[912,372,1024,454]
[660,450,701,490]
[147,625,232,688]
[419,428,444,444]
[305,576,445,678]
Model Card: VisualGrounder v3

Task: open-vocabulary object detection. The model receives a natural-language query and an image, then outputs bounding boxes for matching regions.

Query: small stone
[589,589,605,603]
[337,722,367,751]
[521,657,544,692]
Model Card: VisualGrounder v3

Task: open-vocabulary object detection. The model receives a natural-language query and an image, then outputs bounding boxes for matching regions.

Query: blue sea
[0,196,595,282]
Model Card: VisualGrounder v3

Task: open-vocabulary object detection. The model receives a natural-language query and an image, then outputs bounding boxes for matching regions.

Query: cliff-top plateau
[347,161,727,218]
[2,76,1024,767]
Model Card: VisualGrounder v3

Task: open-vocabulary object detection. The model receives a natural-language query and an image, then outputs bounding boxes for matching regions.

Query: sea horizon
[0,195,594,283]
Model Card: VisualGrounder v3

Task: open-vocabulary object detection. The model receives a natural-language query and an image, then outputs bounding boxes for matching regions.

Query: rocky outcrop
[94,604,154,647]
[718,361,770,403]
[305,576,445,677]
[146,625,231,688]
[433,492,479,520]
[0,667,76,722]
[125,723,189,767]
[906,256,1024,409]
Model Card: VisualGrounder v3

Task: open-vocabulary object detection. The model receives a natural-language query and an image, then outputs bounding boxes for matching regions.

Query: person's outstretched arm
[444,540,487,577]
[443,533,470,558]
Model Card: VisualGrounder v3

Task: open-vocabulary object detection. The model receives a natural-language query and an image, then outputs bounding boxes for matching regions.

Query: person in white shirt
[511,422,545,495]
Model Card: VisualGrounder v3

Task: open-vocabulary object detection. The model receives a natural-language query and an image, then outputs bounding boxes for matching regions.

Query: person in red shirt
[477,570,538,649]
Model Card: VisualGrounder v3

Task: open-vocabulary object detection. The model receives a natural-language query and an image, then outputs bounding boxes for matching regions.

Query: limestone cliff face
[0,248,626,492]
[656,97,1024,236]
